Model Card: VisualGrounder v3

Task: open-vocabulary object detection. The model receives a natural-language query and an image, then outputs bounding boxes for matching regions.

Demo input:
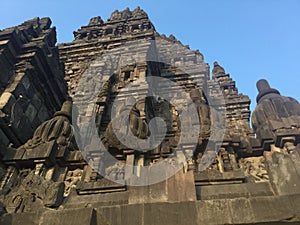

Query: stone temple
[0,7,300,225]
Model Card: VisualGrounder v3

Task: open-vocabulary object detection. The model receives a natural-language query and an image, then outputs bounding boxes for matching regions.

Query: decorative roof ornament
[256,79,280,103]
[212,61,226,78]
[22,101,78,151]
[252,79,300,148]
[109,7,148,22]
[88,16,103,26]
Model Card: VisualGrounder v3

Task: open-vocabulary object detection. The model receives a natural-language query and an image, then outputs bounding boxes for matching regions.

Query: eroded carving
[64,168,83,196]
[239,156,269,182]
[3,172,64,213]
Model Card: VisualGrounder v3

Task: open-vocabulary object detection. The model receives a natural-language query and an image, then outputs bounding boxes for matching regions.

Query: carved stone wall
[59,7,155,97]
[210,62,254,155]
[0,17,68,149]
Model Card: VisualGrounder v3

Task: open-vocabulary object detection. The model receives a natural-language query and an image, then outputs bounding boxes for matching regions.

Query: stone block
[63,191,129,209]
[0,212,41,225]
[0,92,16,114]
[23,141,58,165]
[30,94,42,109]
[246,182,274,197]
[144,202,197,225]
[14,115,33,143]
[266,151,300,195]
[2,147,24,162]
[0,118,22,147]
[37,104,51,122]
[77,179,126,195]
[97,204,143,225]
[96,202,200,225]
[25,103,38,123]
[40,208,98,225]
[167,169,196,202]
[31,116,42,130]
[249,195,295,223]
[0,128,10,146]
[229,197,255,224]
[21,75,30,90]
[128,180,168,204]
[198,184,247,200]
[6,79,26,100]
[196,199,232,224]
[287,194,300,218]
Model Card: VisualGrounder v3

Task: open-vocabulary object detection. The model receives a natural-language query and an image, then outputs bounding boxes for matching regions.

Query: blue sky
[1,0,300,113]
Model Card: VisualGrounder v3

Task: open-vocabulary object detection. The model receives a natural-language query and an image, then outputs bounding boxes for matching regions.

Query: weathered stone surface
[198,182,273,200]
[265,147,300,195]
[0,212,41,225]
[40,208,100,225]
[196,199,232,224]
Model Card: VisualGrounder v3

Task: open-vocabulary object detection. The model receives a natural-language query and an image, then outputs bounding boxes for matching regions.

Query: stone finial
[168,34,177,41]
[121,7,132,20]
[54,101,73,121]
[39,17,52,30]
[21,100,77,150]
[256,79,280,103]
[109,7,133,21]
[252,78,300,148]
[21,17,40,28]
[88,16,103,26]
[20,17,52,31]
[212,61,225,77]
[132,7,148,18]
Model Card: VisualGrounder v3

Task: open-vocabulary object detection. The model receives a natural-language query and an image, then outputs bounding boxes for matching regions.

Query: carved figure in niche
[239,156,269,182]
[64,168,83,196]
[130,99,149,139]
[153,96,172,131]
[102,96,149,150]
[190,89,211,139]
